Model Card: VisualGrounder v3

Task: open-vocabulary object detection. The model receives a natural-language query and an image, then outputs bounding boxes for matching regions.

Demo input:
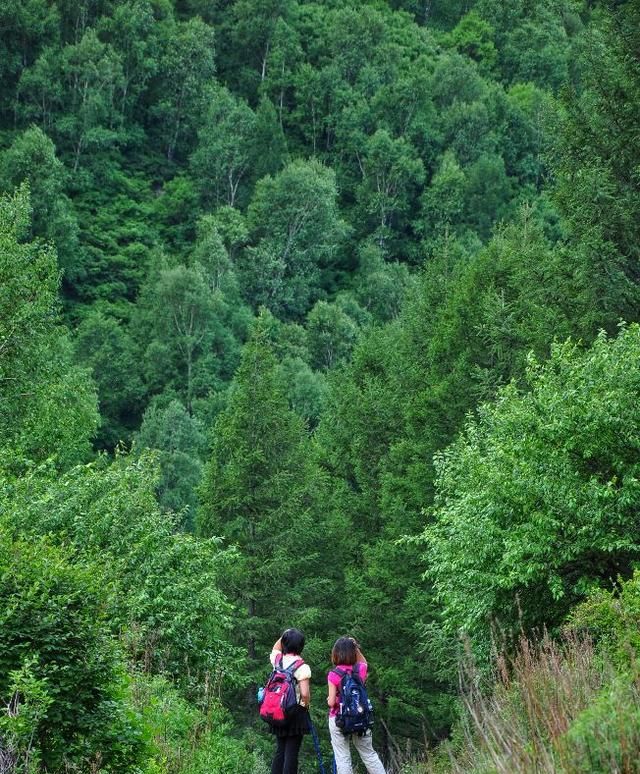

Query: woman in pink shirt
[327,637,386,774]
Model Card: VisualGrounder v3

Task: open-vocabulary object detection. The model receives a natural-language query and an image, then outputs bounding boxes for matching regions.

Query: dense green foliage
[0,532,144,772]
[199,315,343,671]
[426,326,640,659]
[0,191,253,771]
[2,0,640,770]
[0,186,98,471]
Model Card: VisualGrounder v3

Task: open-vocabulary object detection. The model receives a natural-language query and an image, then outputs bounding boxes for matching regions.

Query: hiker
[267,629,311,774]
[327,636,386,774]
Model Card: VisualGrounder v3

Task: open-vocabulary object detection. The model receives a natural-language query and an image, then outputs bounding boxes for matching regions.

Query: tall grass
[422,631,640,774]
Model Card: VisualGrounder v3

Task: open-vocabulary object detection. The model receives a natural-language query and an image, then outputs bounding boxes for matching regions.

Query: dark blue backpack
[333,663,374,736]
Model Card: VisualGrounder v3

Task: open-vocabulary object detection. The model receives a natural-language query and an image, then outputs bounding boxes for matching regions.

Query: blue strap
[274,653,304,678]
[307,715,326,774]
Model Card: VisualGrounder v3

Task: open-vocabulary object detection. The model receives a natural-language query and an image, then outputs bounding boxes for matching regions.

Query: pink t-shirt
[327,662,368,717]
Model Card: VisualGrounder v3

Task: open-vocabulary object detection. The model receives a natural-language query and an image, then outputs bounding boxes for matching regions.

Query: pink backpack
[259,653,304,726]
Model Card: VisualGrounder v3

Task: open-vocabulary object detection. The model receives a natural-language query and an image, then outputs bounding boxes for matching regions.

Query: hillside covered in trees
[2,0,640,771]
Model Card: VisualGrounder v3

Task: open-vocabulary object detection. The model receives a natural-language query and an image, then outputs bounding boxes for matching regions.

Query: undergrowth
[416,572,640,774]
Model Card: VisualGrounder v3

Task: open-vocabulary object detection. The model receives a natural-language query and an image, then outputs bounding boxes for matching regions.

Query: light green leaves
[425,326,640,656]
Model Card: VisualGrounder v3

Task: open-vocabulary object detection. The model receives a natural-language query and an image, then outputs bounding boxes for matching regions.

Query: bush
[0,529,145,772]
[562,678,640,774]
[571,570,640,673]
[1,452,237,692]
[134,675,256,774]
[426,325,640,658]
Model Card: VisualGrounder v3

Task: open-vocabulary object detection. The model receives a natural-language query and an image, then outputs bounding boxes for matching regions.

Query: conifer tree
[198,313,341,664]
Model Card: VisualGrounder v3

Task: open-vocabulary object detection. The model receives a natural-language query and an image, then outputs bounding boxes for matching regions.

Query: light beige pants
[329,716,386,774]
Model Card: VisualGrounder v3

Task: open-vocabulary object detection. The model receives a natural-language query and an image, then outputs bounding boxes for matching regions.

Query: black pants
[271,734,303,774]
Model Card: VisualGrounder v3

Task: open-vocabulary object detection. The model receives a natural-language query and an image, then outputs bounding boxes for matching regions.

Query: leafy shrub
[426,324,640,658]
[134,675,255,774]
[0,657,50,774]
[571,570,640,672]
[561,678,640,774]
[2,453,237,690]
[0,529,145,772]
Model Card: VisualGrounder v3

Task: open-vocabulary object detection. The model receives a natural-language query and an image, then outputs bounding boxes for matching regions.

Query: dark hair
[282,628,305,655]
[331,636,357,666]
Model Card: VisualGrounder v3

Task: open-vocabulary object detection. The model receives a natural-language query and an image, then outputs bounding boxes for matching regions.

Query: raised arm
[269,636,283,667]
[352,638,365,663]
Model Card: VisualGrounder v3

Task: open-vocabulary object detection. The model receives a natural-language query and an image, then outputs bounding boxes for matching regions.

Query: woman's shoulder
[327,662,368,680]
[294,660,311,680]
[327,663,362,681]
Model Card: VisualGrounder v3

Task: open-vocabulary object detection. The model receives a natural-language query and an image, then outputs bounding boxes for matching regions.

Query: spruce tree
[198,313,341,666]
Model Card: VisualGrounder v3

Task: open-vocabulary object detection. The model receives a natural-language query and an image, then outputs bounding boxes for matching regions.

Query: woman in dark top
[269,628,311,774]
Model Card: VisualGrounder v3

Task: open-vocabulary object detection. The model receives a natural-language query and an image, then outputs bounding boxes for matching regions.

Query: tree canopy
[2,0,640,770]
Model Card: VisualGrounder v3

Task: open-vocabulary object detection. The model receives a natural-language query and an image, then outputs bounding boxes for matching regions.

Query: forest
[1,0,640,771]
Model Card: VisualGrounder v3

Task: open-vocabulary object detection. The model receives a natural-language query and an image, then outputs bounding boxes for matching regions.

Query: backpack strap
[277,656,304,676]
[285,657,305,675]
[331,667,348,682]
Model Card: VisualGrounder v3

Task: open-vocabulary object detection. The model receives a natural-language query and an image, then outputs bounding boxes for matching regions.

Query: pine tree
[198,313,341,665]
